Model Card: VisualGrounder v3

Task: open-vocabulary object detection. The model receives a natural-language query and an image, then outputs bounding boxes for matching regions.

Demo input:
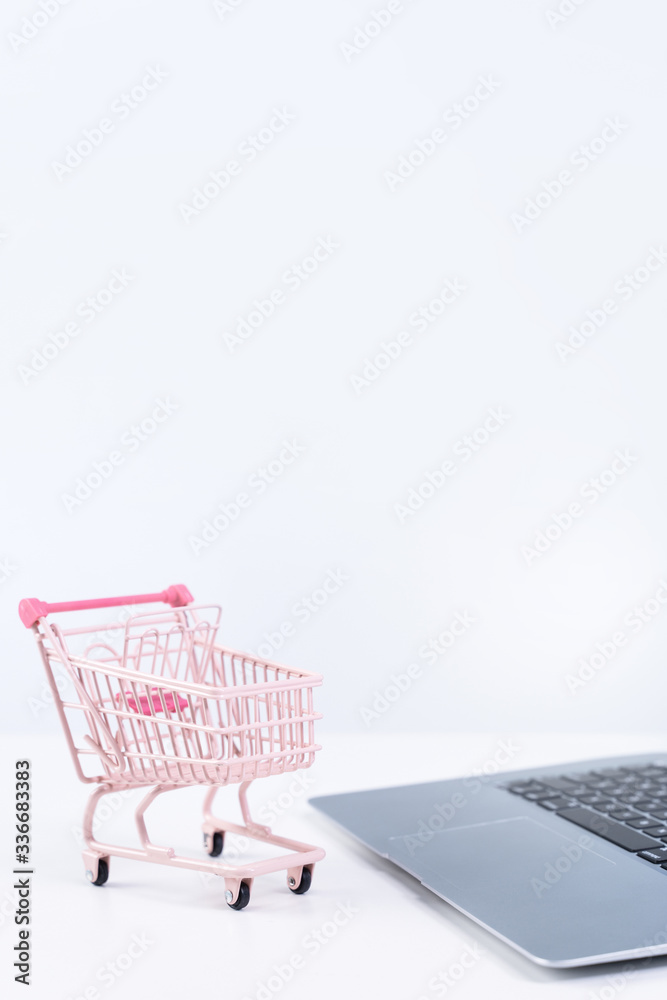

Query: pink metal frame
[21,586,325,906]
[80,781,323,905]
[19,585,194,629]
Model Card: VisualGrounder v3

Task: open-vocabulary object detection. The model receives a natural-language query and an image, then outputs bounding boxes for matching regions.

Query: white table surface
[3,731,667,1000]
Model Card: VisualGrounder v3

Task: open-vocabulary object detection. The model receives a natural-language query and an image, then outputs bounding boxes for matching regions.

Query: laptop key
[649,809,667,821]
[626,817,657,829]
[555,807,662,851]
[536,797,577,811]
[634,801,663,813]
[608,808,641,821]
[507,781,543,795]
[644,826,667,838]
[602,785,629,796]
[638,847,667,863]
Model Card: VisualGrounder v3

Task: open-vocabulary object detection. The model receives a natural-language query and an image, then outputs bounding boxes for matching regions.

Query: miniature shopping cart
[19,585,325,909]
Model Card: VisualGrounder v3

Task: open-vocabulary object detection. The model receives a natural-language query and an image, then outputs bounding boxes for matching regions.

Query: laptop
[311,752,667,967]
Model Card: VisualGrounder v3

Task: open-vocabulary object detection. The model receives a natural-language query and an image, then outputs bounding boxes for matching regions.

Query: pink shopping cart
[19,585,325,909]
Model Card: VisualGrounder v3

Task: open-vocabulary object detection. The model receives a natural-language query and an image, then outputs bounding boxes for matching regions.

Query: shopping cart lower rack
[19,585,325,909]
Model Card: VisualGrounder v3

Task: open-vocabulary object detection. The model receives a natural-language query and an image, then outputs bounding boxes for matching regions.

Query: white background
[2,2,667,996]
[3,0,667,734]
[3,0,667,737]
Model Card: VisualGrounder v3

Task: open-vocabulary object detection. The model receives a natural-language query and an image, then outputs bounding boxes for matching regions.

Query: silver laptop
[311,752,667,967]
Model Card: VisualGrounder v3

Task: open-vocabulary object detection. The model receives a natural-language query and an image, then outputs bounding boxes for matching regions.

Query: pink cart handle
[18,584,194,628]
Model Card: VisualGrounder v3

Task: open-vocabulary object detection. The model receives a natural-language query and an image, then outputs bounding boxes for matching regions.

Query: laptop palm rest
[385,816,662,965]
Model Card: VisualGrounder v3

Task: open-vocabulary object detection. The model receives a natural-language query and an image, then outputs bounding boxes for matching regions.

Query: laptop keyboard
[504,764,667,868]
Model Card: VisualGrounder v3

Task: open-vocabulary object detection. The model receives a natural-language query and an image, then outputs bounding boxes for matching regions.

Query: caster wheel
[226,881,251,911]
[206,831,224,857]
[288,866,312,895]
[88,858,109,887]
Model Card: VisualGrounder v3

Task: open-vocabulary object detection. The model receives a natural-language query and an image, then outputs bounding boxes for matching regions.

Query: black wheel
[89,858,109,886]
[206,831,224,857]
[227,881,251,910]
[288,866,312,895]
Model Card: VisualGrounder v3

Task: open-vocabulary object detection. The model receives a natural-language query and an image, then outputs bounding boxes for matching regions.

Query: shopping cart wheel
[205,831,224,857]
[226,881,251,911]
[288,866,312,895]
[87,858,109,887]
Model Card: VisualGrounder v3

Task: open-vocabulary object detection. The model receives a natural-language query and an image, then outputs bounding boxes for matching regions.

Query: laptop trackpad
[388,816,620,958]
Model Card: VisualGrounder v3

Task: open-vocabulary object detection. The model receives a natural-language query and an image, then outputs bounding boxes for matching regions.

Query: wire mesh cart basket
[19,585,325,909]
